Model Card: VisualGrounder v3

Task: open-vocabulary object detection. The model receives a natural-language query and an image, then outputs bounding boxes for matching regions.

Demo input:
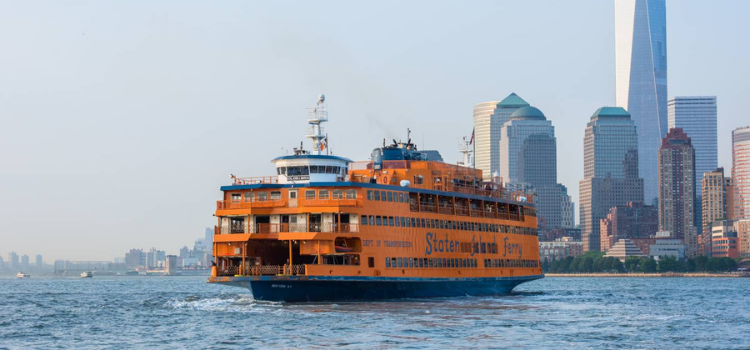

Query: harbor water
[1,276,748,349]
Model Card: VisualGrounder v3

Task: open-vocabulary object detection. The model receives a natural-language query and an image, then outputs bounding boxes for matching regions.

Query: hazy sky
[1,0,748,262]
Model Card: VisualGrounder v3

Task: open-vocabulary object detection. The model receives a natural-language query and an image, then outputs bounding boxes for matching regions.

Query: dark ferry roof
[271,154,353,162]
[220,181,534,207]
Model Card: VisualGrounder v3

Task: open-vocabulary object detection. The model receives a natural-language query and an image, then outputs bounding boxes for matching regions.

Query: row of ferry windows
[367,190,407,203]
[231,189,357,202]
[360,215,537,236]
[484,259,539,268]
[277,166,348,176]
[305,189,357,200]
[385,257,477,269]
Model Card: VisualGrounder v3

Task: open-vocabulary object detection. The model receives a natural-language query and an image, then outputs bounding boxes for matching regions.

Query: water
[1,276,748,349]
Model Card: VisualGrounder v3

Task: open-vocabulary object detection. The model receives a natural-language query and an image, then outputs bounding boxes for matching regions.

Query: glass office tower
[615,0,668,205]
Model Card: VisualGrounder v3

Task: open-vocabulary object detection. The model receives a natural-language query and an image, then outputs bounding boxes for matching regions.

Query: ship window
[310,165,319,173]
[395,216,400,227]
[385,258,391,268]
[374,191,381,201]
[400,217,406,227]
[244,192,254,202]
[257,192,268,201]
[380,191,386,201]
[397,258,402,268]
[305,190,316,199]
[398,193,404,202]
[361,216,368,226]
[368,257,374,268]
[410,218,415,227]
[369,215,374,225]
[230,193,241,202]
[389,217,394,226]
[319,190,329,199]
[376,216,382,226]
[346,189,357,199]
[387,192,393,202]
[270,191,281,200]
[367,190,373,200]
[391,258,397,267]
[332,189,343,199]
[421,219,426,228]
[409,258,414,268]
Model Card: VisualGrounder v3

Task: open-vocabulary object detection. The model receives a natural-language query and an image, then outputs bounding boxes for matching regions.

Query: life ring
[380,176,389,184]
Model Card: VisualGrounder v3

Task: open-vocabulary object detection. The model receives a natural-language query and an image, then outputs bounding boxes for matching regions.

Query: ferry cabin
[212,148,542,280]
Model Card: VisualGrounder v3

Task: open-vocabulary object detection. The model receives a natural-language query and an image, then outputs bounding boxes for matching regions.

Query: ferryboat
[81,271,93,278]
[16,272,30,278]
[208,95,543,301]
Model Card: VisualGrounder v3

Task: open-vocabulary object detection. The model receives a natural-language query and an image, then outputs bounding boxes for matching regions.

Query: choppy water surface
[1,276,748,349]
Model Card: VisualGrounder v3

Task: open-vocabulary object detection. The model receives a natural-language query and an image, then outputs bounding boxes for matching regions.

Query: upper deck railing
[231,176,279,185]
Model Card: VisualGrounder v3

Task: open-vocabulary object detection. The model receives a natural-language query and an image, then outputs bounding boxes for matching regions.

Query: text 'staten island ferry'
[208,95,543,301]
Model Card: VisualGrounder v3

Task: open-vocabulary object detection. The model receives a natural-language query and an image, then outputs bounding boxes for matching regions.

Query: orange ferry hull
[209,274,544,302]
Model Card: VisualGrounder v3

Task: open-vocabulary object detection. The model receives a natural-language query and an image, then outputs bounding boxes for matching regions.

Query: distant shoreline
[545,273,749,278]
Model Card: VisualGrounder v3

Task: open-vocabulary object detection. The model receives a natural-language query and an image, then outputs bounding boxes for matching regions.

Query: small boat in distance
[80,271,93,278]
[16,272,30,278]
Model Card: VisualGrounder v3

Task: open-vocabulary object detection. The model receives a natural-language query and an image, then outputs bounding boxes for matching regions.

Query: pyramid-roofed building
[604,239,646,262]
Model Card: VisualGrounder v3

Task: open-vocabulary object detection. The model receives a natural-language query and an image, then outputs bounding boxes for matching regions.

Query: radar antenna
[306,94,329,155]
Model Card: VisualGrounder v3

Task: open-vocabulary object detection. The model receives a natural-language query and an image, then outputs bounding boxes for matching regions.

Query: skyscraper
[500,106,555,183]
[500,106,571,232]
[600,202,658,252]
[733,127,750,220]
[35,254,43,267]
[8,252,19,270]
[473,93,529,181]
[615,0,668,204]
[658,128,697,257]
[21,254,30,271]
[580,107,644,252]
[702,169,732,228]
[668,97,718,197]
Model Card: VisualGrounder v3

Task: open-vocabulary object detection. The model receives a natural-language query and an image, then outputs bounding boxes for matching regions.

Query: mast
[306,94,328,155]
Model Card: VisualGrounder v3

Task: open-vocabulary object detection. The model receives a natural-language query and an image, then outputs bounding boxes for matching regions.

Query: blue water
[1,276,748,349]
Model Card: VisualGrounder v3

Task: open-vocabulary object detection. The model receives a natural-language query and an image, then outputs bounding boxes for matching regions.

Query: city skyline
[1,1,749,261]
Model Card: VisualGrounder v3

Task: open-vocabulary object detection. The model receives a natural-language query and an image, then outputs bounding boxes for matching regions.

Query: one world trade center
[614,0,667,205]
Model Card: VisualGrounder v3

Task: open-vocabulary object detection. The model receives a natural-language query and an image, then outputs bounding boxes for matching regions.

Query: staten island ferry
[208,95,543,301]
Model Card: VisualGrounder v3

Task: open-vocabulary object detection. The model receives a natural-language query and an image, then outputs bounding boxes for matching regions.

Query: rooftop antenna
[306,94,328,155]
[458,136,473,167]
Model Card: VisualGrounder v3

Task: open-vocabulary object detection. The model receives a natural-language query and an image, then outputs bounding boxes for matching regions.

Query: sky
[1,0,748,262]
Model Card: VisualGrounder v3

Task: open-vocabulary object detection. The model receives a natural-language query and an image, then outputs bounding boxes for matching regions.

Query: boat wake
[165,294,283,313]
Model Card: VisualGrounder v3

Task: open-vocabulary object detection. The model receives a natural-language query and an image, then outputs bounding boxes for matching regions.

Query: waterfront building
[733,127,750,220]
[737,220,750,258]
[539,237,583,262]
[668,97,718,198]
[580,107,644,252]
[649,239,686,260]
[124,249,145,269]
[20,255,30,271]
[604,239,647,262]
[8,251,19,270]
[658,128,698,258]
[701,167,733,256]
[473,93,530,181]
[615,0,668,204]
[711,220,739,258]
[599,202,658,252]
[560,186,575,229]
[35,254,42,267]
